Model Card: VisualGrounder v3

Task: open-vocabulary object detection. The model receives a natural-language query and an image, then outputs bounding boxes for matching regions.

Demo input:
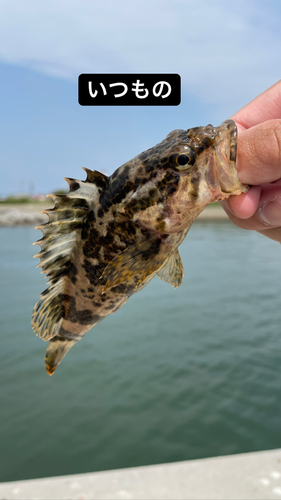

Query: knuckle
[271,120,281,165]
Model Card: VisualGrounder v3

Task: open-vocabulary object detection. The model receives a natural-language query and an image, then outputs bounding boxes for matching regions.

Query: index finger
[231,80,281,131]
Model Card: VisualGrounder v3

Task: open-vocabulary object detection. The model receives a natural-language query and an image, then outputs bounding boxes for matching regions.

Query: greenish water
[0,223,281,482]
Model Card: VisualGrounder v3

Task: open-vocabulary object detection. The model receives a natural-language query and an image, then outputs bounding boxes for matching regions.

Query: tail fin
[45,337,78,375]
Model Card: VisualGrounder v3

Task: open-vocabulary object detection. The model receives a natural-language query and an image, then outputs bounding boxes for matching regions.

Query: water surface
[0,223,280,482]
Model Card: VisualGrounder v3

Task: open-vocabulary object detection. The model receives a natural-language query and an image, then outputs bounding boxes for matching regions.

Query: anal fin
[45,337,79,375]
[156,248,184,288]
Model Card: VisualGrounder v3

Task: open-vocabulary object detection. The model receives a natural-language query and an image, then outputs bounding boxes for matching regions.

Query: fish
[32,119,249,375]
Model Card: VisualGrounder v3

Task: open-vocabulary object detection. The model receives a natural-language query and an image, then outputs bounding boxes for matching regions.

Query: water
[0,223,281,482]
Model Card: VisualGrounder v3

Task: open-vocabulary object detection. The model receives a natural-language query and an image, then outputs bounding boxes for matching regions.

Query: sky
[0,0,281,196]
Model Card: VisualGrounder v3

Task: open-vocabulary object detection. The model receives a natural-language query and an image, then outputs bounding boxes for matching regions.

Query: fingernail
[259,201,281,226]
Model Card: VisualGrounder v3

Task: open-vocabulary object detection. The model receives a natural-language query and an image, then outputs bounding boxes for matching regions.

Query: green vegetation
[209,201,222,207]
[0,189,67,204]
[53,189,67,195]
[0,197,35,204]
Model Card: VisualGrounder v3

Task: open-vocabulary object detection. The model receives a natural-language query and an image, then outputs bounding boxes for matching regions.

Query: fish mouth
[215,119,237,170]
[206,119,246,199]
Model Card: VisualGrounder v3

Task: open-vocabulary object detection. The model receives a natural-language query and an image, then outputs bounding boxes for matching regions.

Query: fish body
[32,120,248,375]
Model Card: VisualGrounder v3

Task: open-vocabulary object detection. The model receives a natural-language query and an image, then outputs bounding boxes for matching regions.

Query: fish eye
[170,147,196,171]
[177,154,190,166]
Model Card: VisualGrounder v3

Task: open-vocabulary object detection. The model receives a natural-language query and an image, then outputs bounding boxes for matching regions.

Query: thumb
[236,119,281,185]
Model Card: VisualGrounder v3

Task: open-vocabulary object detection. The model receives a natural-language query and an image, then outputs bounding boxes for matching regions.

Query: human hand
[221,80,281,242]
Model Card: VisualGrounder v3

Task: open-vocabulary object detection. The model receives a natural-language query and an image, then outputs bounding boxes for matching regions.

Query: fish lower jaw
[209,189,233,202]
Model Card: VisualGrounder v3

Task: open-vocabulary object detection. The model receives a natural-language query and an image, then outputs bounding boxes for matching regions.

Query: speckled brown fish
[32,119,248,375]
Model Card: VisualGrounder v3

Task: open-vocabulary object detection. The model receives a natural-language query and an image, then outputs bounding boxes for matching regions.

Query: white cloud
[0,0,280,108]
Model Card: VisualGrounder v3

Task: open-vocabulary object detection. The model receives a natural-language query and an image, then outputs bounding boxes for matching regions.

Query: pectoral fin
[156,248,184,288]
[101,238,168,292]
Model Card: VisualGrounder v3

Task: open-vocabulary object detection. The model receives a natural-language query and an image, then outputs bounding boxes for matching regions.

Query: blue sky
[0,0,281,196]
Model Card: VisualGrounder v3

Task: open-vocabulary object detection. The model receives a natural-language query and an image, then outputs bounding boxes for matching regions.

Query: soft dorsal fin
[32,168,108,341]
[156,248,184,288]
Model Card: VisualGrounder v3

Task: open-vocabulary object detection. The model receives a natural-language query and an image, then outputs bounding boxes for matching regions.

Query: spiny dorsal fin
[82,167,108,188]
[156,248,184,288]
[32,168,107,341]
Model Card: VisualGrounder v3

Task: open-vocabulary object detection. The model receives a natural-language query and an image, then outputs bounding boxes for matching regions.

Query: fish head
[119,119,249,233]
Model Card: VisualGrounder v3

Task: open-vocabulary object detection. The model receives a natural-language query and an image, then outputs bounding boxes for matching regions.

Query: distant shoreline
[0,202,229,227]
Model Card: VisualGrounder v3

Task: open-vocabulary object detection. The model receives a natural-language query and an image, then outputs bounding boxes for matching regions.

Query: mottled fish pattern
[32,120,248,375]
